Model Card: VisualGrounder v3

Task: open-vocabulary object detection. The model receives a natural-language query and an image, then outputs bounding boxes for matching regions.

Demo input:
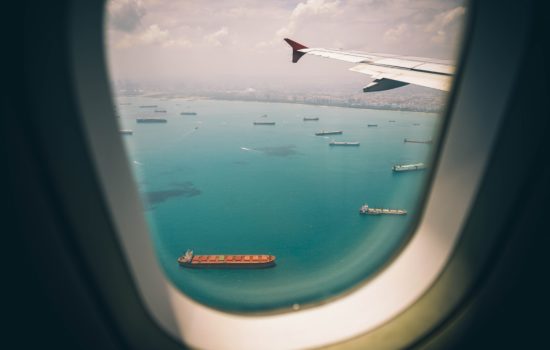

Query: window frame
[68,0,531,348]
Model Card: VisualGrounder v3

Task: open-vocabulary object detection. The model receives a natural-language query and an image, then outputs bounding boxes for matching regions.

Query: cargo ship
[404,138,432,144]
[315,130,343,136]
[180,112,197,115]
[303,117,319,121]
[154,109,167,113]
[139,105,158,108]
[329,141,360,146]
[359,204,407,215]
[253,121,276,125]
[136,118,167,123]
[393,163,426,172]
[368,124,378,127]
[177,250,276,269]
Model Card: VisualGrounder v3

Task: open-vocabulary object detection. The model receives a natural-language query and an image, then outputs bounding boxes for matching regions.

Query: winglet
[284,38,308,63]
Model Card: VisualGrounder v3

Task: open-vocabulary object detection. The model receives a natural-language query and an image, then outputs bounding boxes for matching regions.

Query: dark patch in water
[256,145,298,157]
[144,182,201,207]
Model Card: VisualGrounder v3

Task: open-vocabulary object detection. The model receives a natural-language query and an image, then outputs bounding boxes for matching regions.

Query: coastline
[117,93,444,114]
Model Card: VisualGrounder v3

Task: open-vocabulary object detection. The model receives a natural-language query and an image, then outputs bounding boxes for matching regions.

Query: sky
[105,0,466,93]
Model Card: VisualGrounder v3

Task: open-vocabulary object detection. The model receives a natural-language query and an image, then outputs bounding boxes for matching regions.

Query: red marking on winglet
[284,38,309,63]
[284,38,308,50]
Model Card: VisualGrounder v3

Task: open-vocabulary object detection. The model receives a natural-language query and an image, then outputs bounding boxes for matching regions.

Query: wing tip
[284,38,308,63]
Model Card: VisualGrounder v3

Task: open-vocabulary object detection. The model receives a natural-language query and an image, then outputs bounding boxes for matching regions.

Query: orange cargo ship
[177,250,276,269]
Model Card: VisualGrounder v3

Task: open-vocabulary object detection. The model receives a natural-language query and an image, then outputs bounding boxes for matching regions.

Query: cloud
[425,6,466,32]
[383,5,465,47]
[108,0,147,32]
[252,0,341,49]
[383,23,409,43]
[204,27,229,46]
[424,6,465,43]
[276,0,341,38]
[115,24,192,48]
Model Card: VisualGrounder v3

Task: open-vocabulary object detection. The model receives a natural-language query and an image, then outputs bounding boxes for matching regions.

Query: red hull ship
[177,250,276,269]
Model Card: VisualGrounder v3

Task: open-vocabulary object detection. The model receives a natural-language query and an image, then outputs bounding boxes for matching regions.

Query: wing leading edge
[284,38,454,92]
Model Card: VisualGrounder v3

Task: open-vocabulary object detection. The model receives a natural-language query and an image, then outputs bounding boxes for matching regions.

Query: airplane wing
[284,38,454,92]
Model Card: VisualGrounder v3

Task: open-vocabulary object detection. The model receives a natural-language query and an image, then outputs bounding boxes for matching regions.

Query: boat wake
[240,147,260,153]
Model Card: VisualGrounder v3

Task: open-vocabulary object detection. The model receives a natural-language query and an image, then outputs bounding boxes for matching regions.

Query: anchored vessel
[367,124,378,127]
[393,163,426,172]
[119,129,133,135]
[404,138,432,144]
[136,118,167,123]
[177,250,276,269]
[253,121,276,125]
[329,141,360,146]
[154,109,167,113]
[180,112,197,115]
[359,204,407,215]
[315,130,343,136]
[139,105,158,108]
[303,117,319,121]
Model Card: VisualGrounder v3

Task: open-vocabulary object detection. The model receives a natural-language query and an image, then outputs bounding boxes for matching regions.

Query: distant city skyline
[106,0,466,93]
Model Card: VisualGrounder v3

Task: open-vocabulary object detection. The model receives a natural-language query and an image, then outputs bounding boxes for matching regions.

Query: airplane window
[105,0,466,313]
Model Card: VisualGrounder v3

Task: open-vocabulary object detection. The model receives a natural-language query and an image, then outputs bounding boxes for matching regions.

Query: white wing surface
[284,38,454,92]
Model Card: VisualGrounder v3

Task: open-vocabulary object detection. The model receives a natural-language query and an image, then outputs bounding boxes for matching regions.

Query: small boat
[303,117,319,121]
[404,138,432,144]
[329,141,360,146]
[368,124,378,127]
[392,163,426,172]
[315,130,343,136]
[253,121,276,125]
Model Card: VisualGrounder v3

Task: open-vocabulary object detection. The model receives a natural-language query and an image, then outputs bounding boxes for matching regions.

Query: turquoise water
[117,97,438,312]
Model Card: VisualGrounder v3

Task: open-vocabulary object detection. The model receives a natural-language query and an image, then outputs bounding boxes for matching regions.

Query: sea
[116,97,440,312]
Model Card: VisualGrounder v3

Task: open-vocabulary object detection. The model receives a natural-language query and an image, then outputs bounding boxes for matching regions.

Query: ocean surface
[116,97,439,312]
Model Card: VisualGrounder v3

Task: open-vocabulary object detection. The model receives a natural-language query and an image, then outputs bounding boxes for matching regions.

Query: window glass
[106,0,465,312]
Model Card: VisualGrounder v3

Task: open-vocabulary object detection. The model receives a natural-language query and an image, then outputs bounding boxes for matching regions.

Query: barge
[253,121,276,125]
[404,138,432,144]
[303,117,319,121]
[359,204,407,215]
[136,118,167,123]
[315,130,343,136]
[393,163,426,172]
[178,250,276,269]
